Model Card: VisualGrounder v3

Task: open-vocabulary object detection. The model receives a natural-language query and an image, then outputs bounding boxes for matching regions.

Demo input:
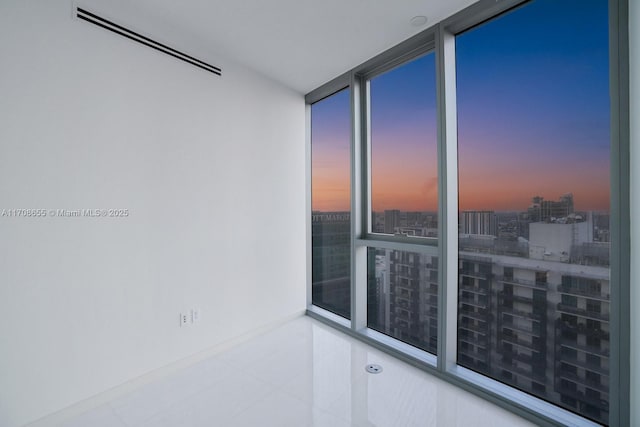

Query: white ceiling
[79,0,477,93]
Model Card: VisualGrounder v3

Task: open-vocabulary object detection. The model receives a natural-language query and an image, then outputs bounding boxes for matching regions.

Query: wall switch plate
[191,308,200,324]
[179,312,189,327]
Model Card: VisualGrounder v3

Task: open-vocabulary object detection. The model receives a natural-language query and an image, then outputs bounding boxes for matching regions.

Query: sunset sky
[370,53,438,212]
[311,88,351,212]
[312,0,610,213]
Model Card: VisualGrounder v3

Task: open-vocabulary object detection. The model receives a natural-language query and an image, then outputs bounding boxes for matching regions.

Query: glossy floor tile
[59,316,536,427]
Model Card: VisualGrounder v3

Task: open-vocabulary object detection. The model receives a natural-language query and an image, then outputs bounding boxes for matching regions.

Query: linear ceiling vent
[76,7,222,76]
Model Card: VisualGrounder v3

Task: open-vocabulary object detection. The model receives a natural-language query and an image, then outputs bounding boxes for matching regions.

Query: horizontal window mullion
[356,237,438,254]
[360,233,438,246]
[305,72,351,105]
[360,44,436,82]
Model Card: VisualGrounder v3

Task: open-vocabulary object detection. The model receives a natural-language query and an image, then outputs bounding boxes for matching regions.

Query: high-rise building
[384,209,402,234]
[455,219,610,425]
[460,211,497,236]
[311,212,351,317]
[369,249,438,354]
[528,193,575,223]
[376,197,611,424]
[458,256,493,374]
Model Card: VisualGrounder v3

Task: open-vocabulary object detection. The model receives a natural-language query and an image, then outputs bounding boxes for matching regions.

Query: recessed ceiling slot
[76,7,222,76]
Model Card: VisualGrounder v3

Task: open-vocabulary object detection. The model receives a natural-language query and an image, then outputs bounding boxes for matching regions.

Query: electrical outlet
[179,312,189,327]
[191,308,200,324]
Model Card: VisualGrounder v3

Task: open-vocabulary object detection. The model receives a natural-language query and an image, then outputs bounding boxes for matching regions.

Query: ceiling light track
[76,7,222,76]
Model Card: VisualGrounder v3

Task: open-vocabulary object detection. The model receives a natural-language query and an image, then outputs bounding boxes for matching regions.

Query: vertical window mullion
[305,103,313,310]
[436,24,460,372]
[608,0,631,425]
[352,73,367,331]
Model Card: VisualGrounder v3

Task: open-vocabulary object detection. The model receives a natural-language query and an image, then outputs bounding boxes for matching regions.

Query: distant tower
[384,210,401,234]
[528,196,543,222]
[529,194,574,223]
[460,211,497,236]
[559,193,574,215]
[540,193,574,221]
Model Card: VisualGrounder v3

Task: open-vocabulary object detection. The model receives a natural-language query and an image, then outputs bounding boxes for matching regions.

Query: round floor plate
[365,364,383,374]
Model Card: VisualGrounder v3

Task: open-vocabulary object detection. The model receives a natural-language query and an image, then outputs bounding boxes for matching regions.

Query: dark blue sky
[457,0,610,210]
[457,0,610,147]
[312,0,611,212]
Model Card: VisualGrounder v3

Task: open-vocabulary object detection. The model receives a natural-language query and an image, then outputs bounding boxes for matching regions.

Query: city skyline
[312,0,610,214]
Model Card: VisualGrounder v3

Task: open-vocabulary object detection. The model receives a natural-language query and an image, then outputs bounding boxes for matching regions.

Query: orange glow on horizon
[312,117,609,213]
[312,168,609,213]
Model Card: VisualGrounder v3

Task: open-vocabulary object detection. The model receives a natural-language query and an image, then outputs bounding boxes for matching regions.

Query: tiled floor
[58,316,535,427]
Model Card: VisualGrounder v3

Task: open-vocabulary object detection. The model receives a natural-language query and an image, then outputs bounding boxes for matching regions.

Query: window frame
[361,44,439,245]
[305,0,630,425]
[306,72,352,323]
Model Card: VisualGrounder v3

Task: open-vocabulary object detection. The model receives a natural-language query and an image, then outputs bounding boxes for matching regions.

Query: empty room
[0,0,638,426]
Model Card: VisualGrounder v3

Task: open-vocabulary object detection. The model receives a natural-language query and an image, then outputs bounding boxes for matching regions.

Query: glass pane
[368,248,438,354]
[369,53,438,237]
[456,1,610,424]
[311,89,351,319]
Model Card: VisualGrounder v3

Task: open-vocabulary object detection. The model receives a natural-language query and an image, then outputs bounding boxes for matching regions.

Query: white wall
[630,0,639,424]
[0,1,306,426]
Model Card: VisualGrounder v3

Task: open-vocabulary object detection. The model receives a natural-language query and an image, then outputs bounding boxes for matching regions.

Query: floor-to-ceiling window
[306,1,627,425]
[310,88,352,319]
[366,53,440,354]
[455,1,610,424]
